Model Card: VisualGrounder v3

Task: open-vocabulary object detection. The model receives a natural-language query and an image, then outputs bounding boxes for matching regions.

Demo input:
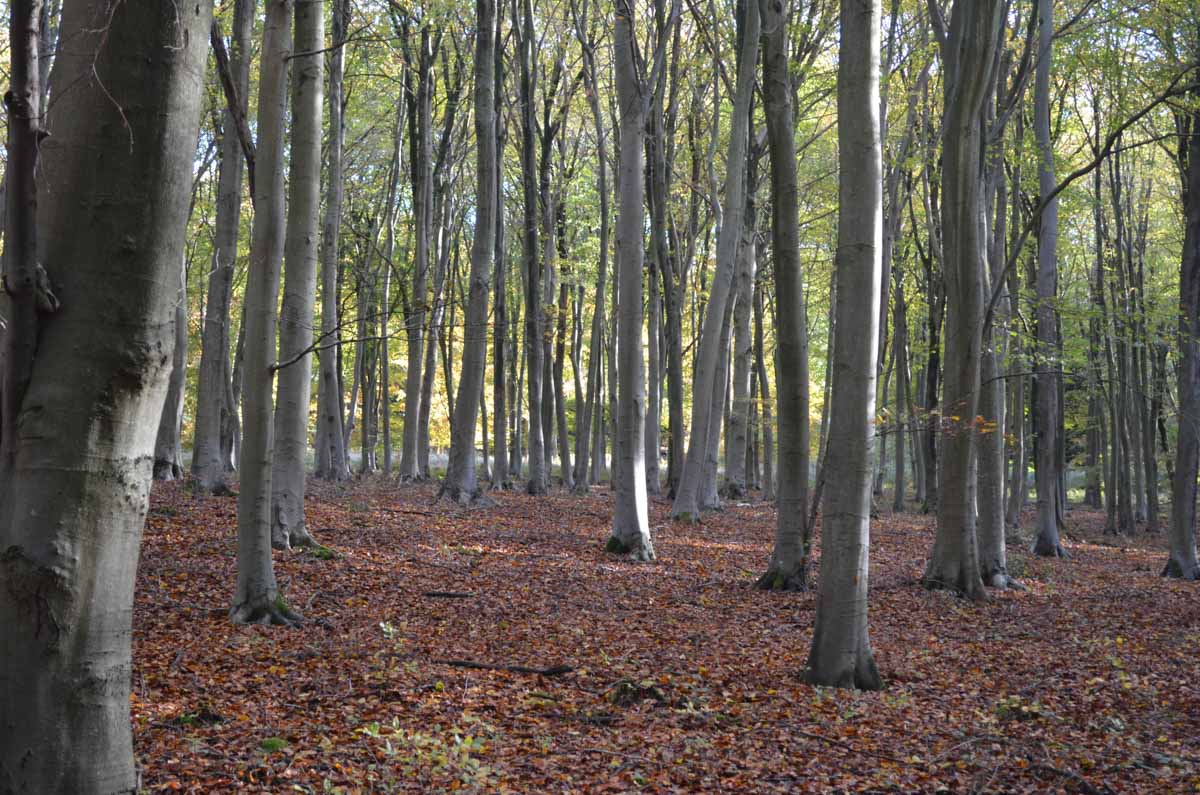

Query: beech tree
[193,0,254,495]
[921,0,1003,601]
[442,0,498,503]
[0,0,212,786]
[231,0,301,625]
[271,0,324,550]
[607,0,676,559]
[806,0,883,691]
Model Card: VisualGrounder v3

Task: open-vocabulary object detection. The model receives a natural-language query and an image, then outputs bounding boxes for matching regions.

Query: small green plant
[357,716,498,791]
[260,736,288,753]
[308,545,339,560]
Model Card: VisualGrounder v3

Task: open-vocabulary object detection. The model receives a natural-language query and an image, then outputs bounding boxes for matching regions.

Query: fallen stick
[423,591,475,599]
[432,659,573,676]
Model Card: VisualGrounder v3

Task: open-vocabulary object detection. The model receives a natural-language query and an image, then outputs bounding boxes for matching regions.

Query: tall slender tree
[805,0,883,691]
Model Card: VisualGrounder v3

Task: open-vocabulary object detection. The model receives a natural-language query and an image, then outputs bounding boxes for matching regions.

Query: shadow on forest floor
[133,478,1200,792]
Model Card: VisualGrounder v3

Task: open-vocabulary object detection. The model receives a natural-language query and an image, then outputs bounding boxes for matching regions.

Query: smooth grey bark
[1165,44,1200,579]
[671,0,759,521]
[269,0,324,551]
[232,0,301,625]
[805,0,883,691]
[892,271,908,511]
[154,259,188,480]
[492,49,510,489]
[0,0,211,787]
[756,0,809,590]
[442,0,497,504]
[725,217,755,498]
[516,0,546,494]
[608,0,674,559]
[569,0,607,493]
[193,0,254,494]
[922,0,1002,601]
[755,281,775,501]
[1031,0,1065,558]
[398,22,434,481]
[315,0,351,482]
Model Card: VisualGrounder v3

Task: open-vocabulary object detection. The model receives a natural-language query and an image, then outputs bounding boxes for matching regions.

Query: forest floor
[134,478,1200,793]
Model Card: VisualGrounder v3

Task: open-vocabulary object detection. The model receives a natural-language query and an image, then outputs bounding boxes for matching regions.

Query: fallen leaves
[131,479,1200,792]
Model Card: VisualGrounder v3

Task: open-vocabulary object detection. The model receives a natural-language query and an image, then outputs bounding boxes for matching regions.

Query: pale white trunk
[608,1,655,559]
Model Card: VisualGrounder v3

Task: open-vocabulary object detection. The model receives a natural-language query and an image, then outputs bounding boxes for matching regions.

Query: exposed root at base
[754,567,809,592]
[921,573,989,602]
[229,598,302,627]
[1032,539,1069,558]
[604,534,656,561]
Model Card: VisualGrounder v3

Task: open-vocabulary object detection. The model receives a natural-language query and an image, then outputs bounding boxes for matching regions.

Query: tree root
[1161,558,1200,580]
[604,534,655,561]
[229,596,302,627]
[1031,538,1069,558]
[983,571,1027,591]
[754,566,809,592]
[921,571,989,602]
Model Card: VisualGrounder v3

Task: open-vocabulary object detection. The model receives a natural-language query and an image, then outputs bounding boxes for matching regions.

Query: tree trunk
[1165,54,1200,579]
[232,0,301,625]
[1031,0,1065,557]
[725,210,756,499]
[922,0,1002,601]
[806,0,883,690]
[399,23,434,481]
[0,0,210,787]
[756,0,808,590]
[671,0,758,520]
[193,0,253,494]
[443,0,497,503]
[315,0,351,482]
[608,0,668,559]
[154,259,188,480]
[269,0,323,551]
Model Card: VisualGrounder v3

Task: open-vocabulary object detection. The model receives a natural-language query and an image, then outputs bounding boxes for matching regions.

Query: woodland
[0,0,1199,792]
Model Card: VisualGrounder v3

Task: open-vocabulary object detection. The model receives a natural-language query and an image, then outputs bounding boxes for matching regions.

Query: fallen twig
[423,591,475,599]
[432,659,573,676]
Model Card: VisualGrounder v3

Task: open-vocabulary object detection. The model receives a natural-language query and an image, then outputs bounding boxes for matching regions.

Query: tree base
[982,570,1027,590]
[720,482,747,501]
[272,524,318,551]
[803,653,884,691]
[1031,537,1068,558]
[1162,558,1200,580]
[921,568,988,602]
[230,596,302,627]
[489,478,514,492]
[755,565,809,592]
[437,483,497,508]
[604,534,655,561]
